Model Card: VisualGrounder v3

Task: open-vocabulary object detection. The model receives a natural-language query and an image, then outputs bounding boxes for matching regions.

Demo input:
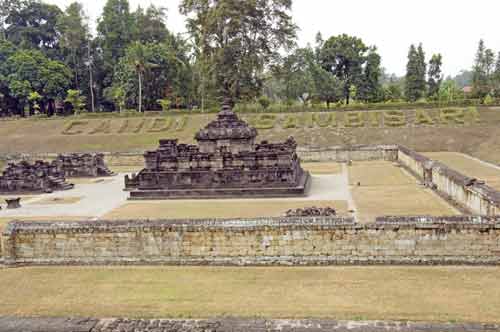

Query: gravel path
[0,173,351,219]
[0,174,128,218]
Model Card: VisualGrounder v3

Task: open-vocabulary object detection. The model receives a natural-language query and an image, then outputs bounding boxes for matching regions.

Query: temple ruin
[0,160,74,194]
[54,153,115,178]
[125,101,310,199]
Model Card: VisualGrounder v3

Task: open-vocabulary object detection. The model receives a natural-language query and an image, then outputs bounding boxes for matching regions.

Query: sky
[45,0,500,77]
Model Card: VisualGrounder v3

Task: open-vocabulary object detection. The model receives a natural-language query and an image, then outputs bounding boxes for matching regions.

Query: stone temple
[125,101,310,199]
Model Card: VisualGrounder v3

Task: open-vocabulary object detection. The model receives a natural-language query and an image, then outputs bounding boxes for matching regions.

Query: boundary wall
[2,216,500,267]
[397,146,500,215]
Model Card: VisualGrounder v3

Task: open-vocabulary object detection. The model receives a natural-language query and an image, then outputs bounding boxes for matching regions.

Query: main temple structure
[124,101,310,199]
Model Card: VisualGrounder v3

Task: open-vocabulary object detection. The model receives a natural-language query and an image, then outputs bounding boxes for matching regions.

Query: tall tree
[358,47,382,102]
[405,44,426,101]
[133,5,169,44]
[319,34,368,104]
[427,53,443,99]
[180,0,297,105]
[57,2,89,90]
[112,39,189,111]
[493,52,500,97]
[472,39,489,98]
[4,0,62,55]
[273,47,315,104]
[96,0,134,87]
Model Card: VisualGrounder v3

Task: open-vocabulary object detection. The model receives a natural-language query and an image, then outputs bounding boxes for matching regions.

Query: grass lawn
[302,162,342,174]
[424,152,500,190]
[0,266,499,322]
[348,161,457,222]
[1,108,500,165]
[103,200,349,220]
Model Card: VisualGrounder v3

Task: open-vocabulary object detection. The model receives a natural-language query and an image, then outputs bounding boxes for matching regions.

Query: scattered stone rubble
[54,153,115,177]
[285,206,337,217]
[0,160,73,194]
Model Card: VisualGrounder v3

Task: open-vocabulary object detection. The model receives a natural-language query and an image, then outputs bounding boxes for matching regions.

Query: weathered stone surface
[0,160,73,194]
[0,317,98,332]
[0,318,498,332]
[3,216,500,266]
[54,153,115,178]
[397,146,500,215]
[285,206,337,217]
[125,101,309,199]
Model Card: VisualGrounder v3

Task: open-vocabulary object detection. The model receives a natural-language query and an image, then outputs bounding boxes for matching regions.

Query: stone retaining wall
[3,216,500,266]
[0,145,400,165]
[2,317,499,332]
[397,146,500,215]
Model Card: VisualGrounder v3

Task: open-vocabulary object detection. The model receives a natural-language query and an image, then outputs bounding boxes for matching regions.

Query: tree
[4,0,62,54]
[492,52,500,97]
[472,39,490,98]
[3,49,71,114]
[427,54,443,99]
[133,5,169,44]
[126,41,150,112]
[405,44,426,101]
[97,0,134,87]
[319,34,368,104]
[309,62,343,107]
[104,85,125,112]
[273,47,315,104]
[438,79,463,103]
[65,89,86,115]
[180,0,297,105]
[57,2,89,90]
[113,40,188,111]
[358,47,382,102]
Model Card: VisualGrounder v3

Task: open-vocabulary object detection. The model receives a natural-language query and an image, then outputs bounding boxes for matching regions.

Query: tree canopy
[180,0,297,104]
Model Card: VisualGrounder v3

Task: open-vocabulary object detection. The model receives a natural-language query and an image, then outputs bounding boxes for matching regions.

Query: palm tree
[127,42,150,112]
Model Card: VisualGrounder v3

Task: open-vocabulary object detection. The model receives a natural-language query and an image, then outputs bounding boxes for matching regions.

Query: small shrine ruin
[54,153,115,178]
[125,101,310,199]
[0,160,74,194]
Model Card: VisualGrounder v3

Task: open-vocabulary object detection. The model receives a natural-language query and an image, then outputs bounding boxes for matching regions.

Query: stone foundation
[1,317,498,332]
[3,216,500,267]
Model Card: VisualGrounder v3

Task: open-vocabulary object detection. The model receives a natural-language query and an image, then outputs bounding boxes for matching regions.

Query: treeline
[0,0,497,117]
[0,0,192,116]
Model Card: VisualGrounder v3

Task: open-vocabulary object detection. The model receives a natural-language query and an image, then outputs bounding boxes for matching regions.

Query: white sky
[45,0,500,77]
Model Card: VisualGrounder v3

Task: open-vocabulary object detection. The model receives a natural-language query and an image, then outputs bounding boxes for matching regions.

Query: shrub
[65,89,86,116]
[254,114,277,129]
[440,108,465,124]
[383,110,406,127]
[157,99,171,112]
[257,96,271,110]
[61,120,89,135]
[483,94,495,105]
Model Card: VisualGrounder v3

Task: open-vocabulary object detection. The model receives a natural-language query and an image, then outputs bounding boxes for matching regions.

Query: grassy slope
[0,107,499,164]
[1,266,500,322]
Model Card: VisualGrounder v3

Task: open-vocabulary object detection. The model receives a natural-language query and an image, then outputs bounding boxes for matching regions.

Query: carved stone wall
[3,216,500,266]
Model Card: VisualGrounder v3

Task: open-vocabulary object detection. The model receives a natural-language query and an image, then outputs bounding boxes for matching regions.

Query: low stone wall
[3,216,500,266]
[0,145,400,166]
[397,146,500,215]
[2,317,499,332]
[297,145,399,162]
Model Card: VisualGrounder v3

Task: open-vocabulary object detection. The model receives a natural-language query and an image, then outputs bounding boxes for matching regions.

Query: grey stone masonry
[3,216,500,267]
[0,318,499,332]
